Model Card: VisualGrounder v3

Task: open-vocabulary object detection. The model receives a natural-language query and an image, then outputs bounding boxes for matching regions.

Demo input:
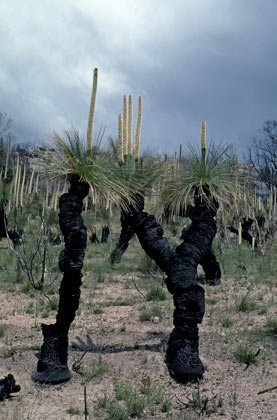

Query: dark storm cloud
[0,0,276,157]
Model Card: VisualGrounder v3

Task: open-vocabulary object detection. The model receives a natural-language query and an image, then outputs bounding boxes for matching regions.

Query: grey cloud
[0,0,276,157]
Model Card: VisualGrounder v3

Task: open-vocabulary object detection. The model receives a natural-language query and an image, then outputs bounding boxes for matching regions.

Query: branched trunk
[172,203,221,285]
[32,177,89,384]
[127,196,218,383]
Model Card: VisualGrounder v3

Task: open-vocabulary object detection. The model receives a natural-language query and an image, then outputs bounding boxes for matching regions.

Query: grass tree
[32,69,140,384]
[165,136,246,284]
[123,122,248,383]
[109,95,161,264]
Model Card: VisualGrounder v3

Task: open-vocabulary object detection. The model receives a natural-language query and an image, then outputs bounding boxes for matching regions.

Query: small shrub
[139,308,152,322]
[66,406,80,415]
[221,316,233,328]
[104,297,136,307]
[0,325,6,338]
[20,281,32,294]
[206,297,218,305]
[185,389,224,417]
[85,355,109,382]
[266,318,277,334]
[41,310,50,318]
[1,346,17,357]
[25,303,34,314]
[139,254,158,274]
[93,307,104,315]
[139,303,162,322]
[234,343,256,364]
[146,286,166,302]
[125,393,145,418]
[96,394,129,420]
[161,398,172,412]
[236,295,257,312]
[47,286,56,295]
[114,380,145,418]
[47,296,59,311]
[96,265,104,283]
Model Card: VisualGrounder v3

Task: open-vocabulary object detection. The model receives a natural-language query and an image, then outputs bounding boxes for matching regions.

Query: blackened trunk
[32,177,89,384]
[127,197,218,383]
[228,218,257,247]
[179,204,221,285]
[109,212,136,264]
[0,206,7,239]
[200,247,221,285]
[101,225,110,243]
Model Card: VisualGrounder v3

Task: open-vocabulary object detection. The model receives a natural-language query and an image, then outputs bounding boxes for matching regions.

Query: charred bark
[171,203,221,285]
[199,247,221,285]
[0,374,20,401]
[109,211,135,263]
[228,218,257,247]
[0,206,23,246]
[127,196,218,383]
[0,206,7,239]
[101,225,110,243]
[109,195,144,263]
[32,177,89,384]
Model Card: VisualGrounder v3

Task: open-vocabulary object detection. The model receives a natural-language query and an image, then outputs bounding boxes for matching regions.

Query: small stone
[152,317,160,323]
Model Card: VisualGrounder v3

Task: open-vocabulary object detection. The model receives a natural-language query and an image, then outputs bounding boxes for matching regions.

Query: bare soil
[0,240,276,420]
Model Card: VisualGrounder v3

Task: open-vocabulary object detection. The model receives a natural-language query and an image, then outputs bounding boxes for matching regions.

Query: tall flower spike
[134,96,142,161]
[122,95,128,156]
[201,120,206,162]
[13,154,19,205]
[4,140,10,179]
[118,113,124,164]
[86,68,98,153]
[127,95,133,156]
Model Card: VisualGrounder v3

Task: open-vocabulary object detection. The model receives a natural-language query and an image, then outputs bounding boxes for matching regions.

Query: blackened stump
[32,177,89,384]
[0,374,21,401]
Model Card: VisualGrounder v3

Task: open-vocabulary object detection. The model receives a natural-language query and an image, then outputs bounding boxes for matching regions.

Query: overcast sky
[1,0,276,157]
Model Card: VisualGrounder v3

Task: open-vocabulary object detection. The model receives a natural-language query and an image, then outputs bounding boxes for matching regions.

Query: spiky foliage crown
[42,70,148,212]
[163,123,251,215]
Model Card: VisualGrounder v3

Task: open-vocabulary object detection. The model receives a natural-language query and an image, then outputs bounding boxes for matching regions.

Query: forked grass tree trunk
[32,177,89,384]
[112,203,221,286]
[170,203,221,285]
[127,194,218,383]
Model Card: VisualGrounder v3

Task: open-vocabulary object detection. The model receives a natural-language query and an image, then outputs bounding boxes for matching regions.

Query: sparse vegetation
[0,116,276,419]
[233,343,257,365]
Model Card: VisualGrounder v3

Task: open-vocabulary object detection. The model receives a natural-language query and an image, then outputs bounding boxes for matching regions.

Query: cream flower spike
[86,68,98,153]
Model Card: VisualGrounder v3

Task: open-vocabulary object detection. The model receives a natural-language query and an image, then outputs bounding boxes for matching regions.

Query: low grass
[83,354,110,383]
[233,343,257,365]
[0,206,276,419]
[139,303,163,322]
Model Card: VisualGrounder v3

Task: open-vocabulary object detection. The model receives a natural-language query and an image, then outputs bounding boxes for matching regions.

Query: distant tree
[0,113,13,139]
[249,120,277,190]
